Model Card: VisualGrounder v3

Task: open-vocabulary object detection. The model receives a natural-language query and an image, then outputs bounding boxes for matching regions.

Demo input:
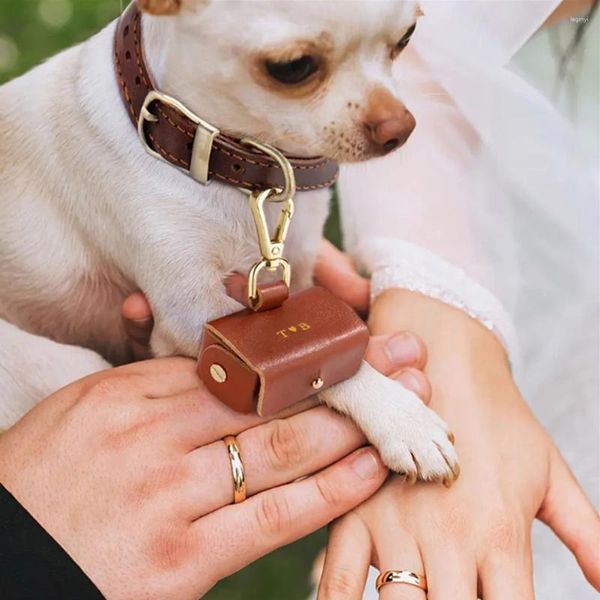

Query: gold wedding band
[376,570,427,593]
[223,435,247,504]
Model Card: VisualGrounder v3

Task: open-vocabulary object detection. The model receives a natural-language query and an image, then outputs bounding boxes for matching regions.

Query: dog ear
[136,0,182,15]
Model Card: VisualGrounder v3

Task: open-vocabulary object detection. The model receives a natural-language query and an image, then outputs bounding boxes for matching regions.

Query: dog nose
[366,110,416,154]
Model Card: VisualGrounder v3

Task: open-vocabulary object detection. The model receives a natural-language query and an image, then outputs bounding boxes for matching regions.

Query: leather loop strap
[114,2,339,192]
[225,272,289,312]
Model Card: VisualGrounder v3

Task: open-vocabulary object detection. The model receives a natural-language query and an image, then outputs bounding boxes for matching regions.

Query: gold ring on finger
[376,570,427,593]
[223,435,247,504]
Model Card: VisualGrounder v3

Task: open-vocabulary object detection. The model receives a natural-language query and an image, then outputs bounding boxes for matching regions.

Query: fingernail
[385,333,421,365]
[394,369,421,394]
[350,448,380,480]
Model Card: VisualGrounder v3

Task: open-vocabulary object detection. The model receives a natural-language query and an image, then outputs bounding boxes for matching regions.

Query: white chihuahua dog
[0,0,458,482]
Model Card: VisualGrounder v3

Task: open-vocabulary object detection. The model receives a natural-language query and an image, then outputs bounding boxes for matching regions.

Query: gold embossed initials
[277,322,311,339]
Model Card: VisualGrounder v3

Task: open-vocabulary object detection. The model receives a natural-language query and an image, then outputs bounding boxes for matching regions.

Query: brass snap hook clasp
[240,138,296,309]
[247,188,294,309]
[249,188,295,263]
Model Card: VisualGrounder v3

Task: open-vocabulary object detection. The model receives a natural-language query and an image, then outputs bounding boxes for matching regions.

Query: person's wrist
[368,288,522,418]
[369,288,509,369]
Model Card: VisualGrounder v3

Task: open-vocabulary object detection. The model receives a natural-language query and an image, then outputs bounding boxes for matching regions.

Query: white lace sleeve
[362,238,518,357]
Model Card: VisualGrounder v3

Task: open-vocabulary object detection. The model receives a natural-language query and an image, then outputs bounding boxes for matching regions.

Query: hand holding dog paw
[316,291,600,600]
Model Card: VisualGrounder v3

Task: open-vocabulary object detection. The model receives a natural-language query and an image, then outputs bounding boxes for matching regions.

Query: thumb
[314,240,370,313]
[121,292,154,361]
[537,446,600,590]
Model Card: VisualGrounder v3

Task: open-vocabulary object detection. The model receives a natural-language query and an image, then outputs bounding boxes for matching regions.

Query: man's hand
[122,291,154,361]
[0,317,436,600]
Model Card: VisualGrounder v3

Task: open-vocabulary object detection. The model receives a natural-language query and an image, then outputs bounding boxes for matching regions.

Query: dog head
[138,0,419,162]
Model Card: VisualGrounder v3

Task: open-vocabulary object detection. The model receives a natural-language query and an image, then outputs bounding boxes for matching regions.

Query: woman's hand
[0,328,430,600]
[317,289,600,599]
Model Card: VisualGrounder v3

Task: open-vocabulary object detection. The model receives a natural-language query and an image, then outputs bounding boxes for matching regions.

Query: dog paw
[373,387,460,486]
[321,363,460,486]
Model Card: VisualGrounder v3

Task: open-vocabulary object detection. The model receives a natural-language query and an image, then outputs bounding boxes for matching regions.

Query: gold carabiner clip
[239,137,296,308]
[247,188,294,309]
[249,188,295,262]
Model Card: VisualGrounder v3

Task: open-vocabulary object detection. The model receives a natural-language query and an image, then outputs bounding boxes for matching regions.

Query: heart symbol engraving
[288,326,297,333]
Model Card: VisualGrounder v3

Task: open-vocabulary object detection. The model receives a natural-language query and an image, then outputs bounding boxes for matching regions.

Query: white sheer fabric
[340,0,596,358]
[337,2,598,598]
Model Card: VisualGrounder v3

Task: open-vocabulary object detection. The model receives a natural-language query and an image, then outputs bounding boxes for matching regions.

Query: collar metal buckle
[137,90,219,184]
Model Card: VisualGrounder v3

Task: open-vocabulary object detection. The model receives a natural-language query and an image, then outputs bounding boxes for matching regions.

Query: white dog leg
[0,319,110,429]
[320,361,459,482]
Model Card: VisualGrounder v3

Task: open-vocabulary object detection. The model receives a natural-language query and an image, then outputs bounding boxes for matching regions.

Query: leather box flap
[199,335,260,414]
[201,286,369,416]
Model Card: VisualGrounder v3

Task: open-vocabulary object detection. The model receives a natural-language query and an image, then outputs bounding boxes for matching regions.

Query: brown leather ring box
[198,286,369,416]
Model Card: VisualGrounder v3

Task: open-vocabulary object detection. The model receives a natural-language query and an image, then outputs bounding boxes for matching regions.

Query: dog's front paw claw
[371,389,460,486]
[320,362,460,486]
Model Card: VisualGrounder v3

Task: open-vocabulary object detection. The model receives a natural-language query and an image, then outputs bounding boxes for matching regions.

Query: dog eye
[265,55,319,85]
[392,23,416,59]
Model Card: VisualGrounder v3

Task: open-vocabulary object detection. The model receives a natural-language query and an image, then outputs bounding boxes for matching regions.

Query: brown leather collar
[113,3,339,192]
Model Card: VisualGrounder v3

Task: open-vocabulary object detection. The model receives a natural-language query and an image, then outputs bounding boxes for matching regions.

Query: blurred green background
[0,1,328,598]
[0,0,122,83]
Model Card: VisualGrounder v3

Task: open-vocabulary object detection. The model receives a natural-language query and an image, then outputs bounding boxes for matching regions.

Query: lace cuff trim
[361,239,518,359]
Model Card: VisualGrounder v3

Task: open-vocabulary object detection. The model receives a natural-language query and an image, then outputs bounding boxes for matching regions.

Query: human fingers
[314,239,370,313]
[91,356,201,398]
[129,383,263,451]
[46,357,267,459]
[192,447,387,584]
[134,334,429,453]
[317,514,372,600]
[364,333,431,403]
[364,332,428,373]
[537,446,600,590]
[168,331,431,451]
[478,543,534,600]
[373,524,426,600]
[122,291,153,360]
[182,405,367,516]
[417,534,477,600]
[390,368,431,404]
[24,357,201,427]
